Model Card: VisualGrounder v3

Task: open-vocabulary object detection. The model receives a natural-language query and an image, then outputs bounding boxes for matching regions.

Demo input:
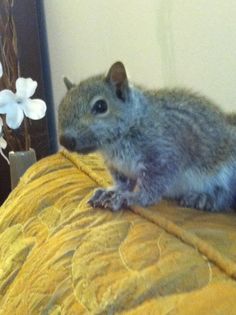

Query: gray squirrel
[59,61,236,212]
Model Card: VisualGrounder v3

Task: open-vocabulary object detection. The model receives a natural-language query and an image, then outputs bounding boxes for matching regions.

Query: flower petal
[16,77,37,99]
[0,90,16,113]
[5,103,24,129]
[0,136,7,149]
[0,62,3,78]
[0,146,9,164]
[23,99,47,120]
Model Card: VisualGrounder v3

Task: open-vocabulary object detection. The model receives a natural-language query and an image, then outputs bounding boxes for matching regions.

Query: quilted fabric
[0,151,236,314]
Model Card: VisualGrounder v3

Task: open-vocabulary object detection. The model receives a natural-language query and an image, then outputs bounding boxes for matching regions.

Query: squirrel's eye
[91,99,108,115]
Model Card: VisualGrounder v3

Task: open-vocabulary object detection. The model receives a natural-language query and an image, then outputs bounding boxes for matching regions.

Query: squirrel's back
[131,87,236,168]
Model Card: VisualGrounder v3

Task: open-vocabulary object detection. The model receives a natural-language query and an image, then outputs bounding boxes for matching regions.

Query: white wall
[43,0,236,113]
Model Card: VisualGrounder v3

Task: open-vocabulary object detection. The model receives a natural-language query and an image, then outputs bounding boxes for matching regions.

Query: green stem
[24,117,30,151]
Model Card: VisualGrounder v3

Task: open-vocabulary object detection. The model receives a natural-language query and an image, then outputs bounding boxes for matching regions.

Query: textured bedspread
[0,151,236,314]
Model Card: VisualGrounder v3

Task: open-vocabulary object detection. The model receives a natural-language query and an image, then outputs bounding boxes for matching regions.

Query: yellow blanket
[0,151,236,314]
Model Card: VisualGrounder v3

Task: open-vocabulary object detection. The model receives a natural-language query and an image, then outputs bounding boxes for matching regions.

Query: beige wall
[44,0,236,113]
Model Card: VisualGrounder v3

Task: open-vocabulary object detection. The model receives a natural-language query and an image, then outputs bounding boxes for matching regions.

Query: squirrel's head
[59,61,135,154]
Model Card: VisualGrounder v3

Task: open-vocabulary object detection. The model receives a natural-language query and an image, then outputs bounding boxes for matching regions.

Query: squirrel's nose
[59,134,76,151]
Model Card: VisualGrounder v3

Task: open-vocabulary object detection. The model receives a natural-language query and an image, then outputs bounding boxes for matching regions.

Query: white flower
[0,117,9,164]
[0,62,2,78]
[0,77,47,129]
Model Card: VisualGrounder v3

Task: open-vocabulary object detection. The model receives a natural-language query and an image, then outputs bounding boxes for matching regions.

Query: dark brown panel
[0,0,57,204]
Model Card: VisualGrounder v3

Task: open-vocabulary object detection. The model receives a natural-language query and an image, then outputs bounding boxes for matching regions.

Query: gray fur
[58,61,236,212]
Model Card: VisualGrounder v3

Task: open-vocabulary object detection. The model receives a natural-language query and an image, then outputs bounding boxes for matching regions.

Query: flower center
[16,98,23,105]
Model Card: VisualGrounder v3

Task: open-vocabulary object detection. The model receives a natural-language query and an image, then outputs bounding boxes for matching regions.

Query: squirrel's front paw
[88,189,128,211]
[88,188,114,208]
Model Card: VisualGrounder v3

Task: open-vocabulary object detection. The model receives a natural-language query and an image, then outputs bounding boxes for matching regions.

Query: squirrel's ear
[106,61,129,101]
[63,77,75,91]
